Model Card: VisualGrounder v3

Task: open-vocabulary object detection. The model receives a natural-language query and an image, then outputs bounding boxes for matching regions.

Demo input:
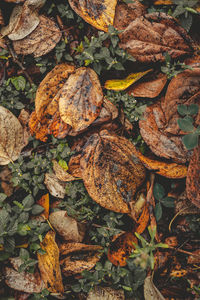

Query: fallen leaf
[187,249,200,264]
[186,146,200,208]
[119,12,195,63]
[37,193,49,219]
[104,69,152,91]
[128,72,167,98]
[144,276,165,300]
[44,173,66,199]
[68,153,82,178]
[49,210,85,242]
[107,232,137,266]
[0,106,25,165]
[170,269,187,278]
[136,203,150,234]
[164,236,178,247]
[175,191,200,215]
[59,67,103,132]
[52,160,78,182]
[37,231,64,293]
[87,286,125,300]
[5,257,44,293]
[13,15,62,57]
[154,0,172,4]
[59,242,102,256]
[92,98,118,126]
[80,130,146,213]
[0,166,13,196]
[68,0,117,32]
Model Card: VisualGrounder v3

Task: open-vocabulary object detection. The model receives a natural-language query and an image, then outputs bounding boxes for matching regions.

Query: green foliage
[18,248,38,273]
[153,183,175,221]
[130,226,168,270]
[29,289,50,300]
[177,104,200,150]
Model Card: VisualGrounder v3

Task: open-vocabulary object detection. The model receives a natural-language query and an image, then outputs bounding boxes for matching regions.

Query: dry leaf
[175,191,200,215]
[5,257,44,293]
[44,173,66,199]
[114,1,146,31]
[144,276,165,300]
[119,12,195,63]
[37,231,64,293]
[186,146,200,208]
[0,106,25,165]
[104,69,152,91]
[92,98,118,126]
[154,0,172,4]
[80,130,146,213]
[128,72,167,98]
[13,15,62,57]
[68,153,82,178]
[59,67,103,132]
[49,210,85,242]
[107,232,137,266]
[37,193,49,219]
[52,160,77,182]
[87,286,125,300]
[170,269,187,278]
[0,166,13,196]
[68,0,117,32]
[136,203,150,234]
[59,242,102,256]
[187,249,200,264]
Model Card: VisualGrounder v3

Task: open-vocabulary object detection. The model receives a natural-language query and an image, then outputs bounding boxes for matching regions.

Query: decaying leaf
[186,146,200,208]
[53,160,77,182]
[44,173,66,199]
[68,0,117,32]
[107,232,137,266]
[128,72,167,98]
[37,231,64,293]
[144,276,165,300]
[175,191,200,215]
[0,106,25,165]
[92,98,118,126]
[114,0,146,31]
[136,203,150,234]
[59,67,103,132]
[154,0,172,4]
[60,242,102,277]
[119,12,195,63]
[5,257,44,293]
[49,210,85,242]
[80,130,146,213]
[0,166,13,196]
[37,193,49,219]
[13,15,62,57]
[87,286,125,300]
[104,69,152,91]
[68,153,82,178]
[187,249,200,265]
[170,269,187,278]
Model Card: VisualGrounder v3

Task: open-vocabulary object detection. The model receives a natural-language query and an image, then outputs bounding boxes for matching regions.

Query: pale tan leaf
[87,286,125,300]
[144,276,165,300]
[44,173,66,199]
[52,160,77,182]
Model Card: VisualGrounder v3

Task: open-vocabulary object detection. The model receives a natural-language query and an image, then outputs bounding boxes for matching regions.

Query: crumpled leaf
[37,231,64,293]
[136,203,150,234]
[128,72,167,98]
[104,69,152,91]
[44,173,66,199]
[5,257,44,293]
[0,106,25,165]
[1,0,46,40]
[59,67,103,132]
[49,210,85,242]
[87,286,125,300]
[60,242,102,277]
[68,0,117,32]
[53,160,77,182]
[119,12,195,63]
[13,15,62,57]
[114,0,146,31]
[80,130,146,213]
[107,232,137,266]
[144,276,165,300]
[186,146,200,208]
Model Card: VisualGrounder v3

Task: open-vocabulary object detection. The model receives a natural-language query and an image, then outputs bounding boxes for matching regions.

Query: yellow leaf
[154,0,172,5]
[37,231,64,294]
[170,269,187,277]
[104,69,152,91]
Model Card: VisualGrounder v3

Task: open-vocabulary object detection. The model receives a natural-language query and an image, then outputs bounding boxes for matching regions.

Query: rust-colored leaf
[187,249,200,264]
[68,153,82,178]
[13,15,62,57]
[37,231,64,293]
[170,269,187,278]
[59,242,102,256]
[154,0,172,4]
[107,232,137,266]
[128,72,167,98]
[136,204,150,234]
[37,193,49,219]
[119,12,195,63]
[186,146,200,208]
[68,0,117,32]
[59,67,103,132]
[80,130,146,213]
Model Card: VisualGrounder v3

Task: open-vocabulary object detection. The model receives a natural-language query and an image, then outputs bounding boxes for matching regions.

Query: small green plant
[153,183,175,221]
[177,104,200,150]
[130,226,168,270]
[18,248,38,273]
[29,289,50,300]
[161,53,192,79]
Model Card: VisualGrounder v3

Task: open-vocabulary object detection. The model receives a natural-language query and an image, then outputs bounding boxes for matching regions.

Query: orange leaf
[154,0,172,4]
[170,269,187,278]
[37,193,49,219]
[136,204,150,234]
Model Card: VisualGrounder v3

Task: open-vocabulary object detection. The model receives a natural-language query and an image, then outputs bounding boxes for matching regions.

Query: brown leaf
[44,173,66,199]
[59,67,103,132]
[186,146,200,208]
[144,276,165,300]
[0,166,13,196]
[5,257,44,293]
[37,231,64,293]
[136,203,150,234]
[52,160,78,182]
[92,98,118,126]
[114,1,146,31]
[128,72,167,98]
[68,153,82,178]
[37,193,49,219]
[59,242,102,256]
[0,106,25,165]
[119,12,195,63]
[13,15,61,57]
[175,191,200,215]
[187,249,200,264]
[87,286,125,300]
[0,9,4,26]
[49,210,85,242]
[68,0,117,32]
[80,130,146,213]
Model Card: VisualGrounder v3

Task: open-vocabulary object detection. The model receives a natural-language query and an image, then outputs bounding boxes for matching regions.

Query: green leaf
[11,76,26,91]
[20,248,30,260]
[177,104,188,116]
[188,104,199,115]
[31,204,44,215]
[23,194,34,208]
[155,202,162,221]
[0,209,9,228]
[153,183,165,200]
[177,116,194,132]
[182,133,199,150]
[0,193,7,202]
[160,197,175,208]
